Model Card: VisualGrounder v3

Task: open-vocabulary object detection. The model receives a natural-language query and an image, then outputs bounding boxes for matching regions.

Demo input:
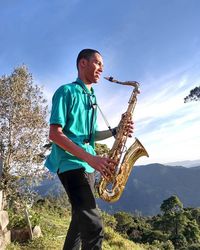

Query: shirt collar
[76,78,94,95]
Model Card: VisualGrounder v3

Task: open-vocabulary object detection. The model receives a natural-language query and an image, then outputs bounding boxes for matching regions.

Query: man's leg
[62,210,81,250]
[58,168,104,250]
[78,208,103,250]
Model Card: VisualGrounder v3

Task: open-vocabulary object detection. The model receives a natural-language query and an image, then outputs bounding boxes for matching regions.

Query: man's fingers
[107,158,116,165]
[105,167,112,176]
[101,167,111,180]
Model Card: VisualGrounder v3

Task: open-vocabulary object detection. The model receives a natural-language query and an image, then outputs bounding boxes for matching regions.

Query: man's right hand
[49,124,116,179]
[87,155,116,179]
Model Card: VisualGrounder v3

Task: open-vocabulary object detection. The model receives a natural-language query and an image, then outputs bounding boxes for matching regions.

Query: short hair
[76,49,101,69]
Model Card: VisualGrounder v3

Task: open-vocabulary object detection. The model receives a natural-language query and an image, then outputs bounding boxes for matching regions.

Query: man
[45,49,133,250]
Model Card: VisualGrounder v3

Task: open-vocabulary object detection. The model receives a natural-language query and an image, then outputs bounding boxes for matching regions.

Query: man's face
[84,53,104,84]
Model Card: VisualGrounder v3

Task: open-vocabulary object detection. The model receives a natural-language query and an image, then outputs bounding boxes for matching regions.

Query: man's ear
[79,58,87,68]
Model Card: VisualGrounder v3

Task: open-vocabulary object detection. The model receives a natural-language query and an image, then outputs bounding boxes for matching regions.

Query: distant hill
[36,163,200,216]
[165,159,200,167]
[34,176,63,197]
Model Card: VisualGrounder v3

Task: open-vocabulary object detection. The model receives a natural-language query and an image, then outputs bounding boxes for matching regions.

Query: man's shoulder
[54,82,77,95]
[57,82,75,91]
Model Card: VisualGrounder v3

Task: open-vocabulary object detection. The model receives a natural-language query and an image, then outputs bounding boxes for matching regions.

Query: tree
[0,66,49,208]
[190,208,200,226]
[160,196,187,236]
[95,143,110,156]
[184,86,200,102]
[183,219,200,244]
[170,234,188,250]
[160,195,183,214]
[114,211,134,235]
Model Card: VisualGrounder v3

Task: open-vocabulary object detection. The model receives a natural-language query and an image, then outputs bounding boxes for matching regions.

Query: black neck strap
[73,81,115,143]
[73,81,97,144]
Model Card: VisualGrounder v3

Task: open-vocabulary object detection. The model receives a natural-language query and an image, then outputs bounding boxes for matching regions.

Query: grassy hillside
[6,204,153,250]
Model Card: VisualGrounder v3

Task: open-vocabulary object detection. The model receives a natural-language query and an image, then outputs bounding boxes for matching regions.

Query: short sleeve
[49,85,71,128]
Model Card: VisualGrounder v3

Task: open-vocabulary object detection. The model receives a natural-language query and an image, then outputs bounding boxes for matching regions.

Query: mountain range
[165,159,200,168]
[36,162,200,216]
[97,163,200,215]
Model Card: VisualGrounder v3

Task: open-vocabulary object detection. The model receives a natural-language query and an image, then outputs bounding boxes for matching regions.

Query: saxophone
[97,76,149,203]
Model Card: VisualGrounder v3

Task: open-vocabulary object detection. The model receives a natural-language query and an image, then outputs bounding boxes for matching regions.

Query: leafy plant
[8,208,41,229]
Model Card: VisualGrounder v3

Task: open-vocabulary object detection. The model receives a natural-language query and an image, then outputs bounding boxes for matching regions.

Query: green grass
[6,205,153,250]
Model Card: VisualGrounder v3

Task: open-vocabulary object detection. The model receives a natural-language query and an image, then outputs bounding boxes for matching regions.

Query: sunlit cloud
[96,65,200,165]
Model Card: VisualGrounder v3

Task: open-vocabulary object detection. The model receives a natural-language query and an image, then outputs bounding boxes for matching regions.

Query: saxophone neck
[104,76,140,94]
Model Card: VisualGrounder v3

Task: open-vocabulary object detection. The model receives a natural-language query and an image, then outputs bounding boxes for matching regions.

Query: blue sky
[1,0,200,164]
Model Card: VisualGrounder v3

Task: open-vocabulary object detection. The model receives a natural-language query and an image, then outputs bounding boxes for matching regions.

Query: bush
[152,240,175,250]
[142,229,169,244]
[102,211,117,229]
[8,208,41,229]
[187,243,200,250]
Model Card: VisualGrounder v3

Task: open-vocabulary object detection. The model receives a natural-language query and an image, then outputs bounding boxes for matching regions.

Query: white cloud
[96,67,200,165]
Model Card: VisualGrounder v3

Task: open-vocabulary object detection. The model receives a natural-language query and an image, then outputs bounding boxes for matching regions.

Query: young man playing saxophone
[45,48,133,250]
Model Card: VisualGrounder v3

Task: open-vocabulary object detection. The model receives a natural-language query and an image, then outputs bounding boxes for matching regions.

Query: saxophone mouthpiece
[104,76,114,82]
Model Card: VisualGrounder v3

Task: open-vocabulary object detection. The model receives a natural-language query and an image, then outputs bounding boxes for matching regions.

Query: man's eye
[96,61,102,67]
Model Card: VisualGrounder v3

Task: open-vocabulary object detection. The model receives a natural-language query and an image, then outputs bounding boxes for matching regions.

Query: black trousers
[58,168,104,250]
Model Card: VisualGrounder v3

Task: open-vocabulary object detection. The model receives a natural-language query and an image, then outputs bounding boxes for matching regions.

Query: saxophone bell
[98,138,149,203]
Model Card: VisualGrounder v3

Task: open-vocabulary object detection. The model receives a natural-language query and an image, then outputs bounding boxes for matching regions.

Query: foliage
[8,208,41,229]
[159,196,186,236]
[110,195,200,249]
[151,240,175,250]
[142,229,169,244]
[184,86,200,102]
[95,142,110,156]
[114,211,135,235]
[6,195,200,249]
[0,65,49,209]
[170,234,188,249]
[6,200,149,250]
[183,219,200,244]
[101,211,117,230]
[102,226,148,250]
[189,208,200,225]
[187,243,200,250]
[160,195,183,214]
[34,193,71,217]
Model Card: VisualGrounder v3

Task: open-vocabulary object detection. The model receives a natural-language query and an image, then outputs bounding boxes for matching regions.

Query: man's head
[77,49,104,85]
[76,49,101,69]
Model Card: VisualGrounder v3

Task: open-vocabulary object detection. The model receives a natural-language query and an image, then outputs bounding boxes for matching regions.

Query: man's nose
[99,66,103,72]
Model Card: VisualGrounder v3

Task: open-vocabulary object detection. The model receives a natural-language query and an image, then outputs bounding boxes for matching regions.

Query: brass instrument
[97,76,149,203]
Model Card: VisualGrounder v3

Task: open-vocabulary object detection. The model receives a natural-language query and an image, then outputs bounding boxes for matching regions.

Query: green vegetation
[6,195,200,250]
[6,198,148,250]
[111,196,200,249]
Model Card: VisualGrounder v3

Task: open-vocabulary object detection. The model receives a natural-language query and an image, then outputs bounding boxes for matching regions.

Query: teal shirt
[45,78,97,174]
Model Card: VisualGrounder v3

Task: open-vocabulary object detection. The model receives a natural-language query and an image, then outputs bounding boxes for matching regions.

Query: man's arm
[95,128,117,141]
[49,124,114,177]
[95,119,134,141]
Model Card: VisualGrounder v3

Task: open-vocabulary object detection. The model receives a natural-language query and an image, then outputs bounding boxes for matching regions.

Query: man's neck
[78,75,93,90]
